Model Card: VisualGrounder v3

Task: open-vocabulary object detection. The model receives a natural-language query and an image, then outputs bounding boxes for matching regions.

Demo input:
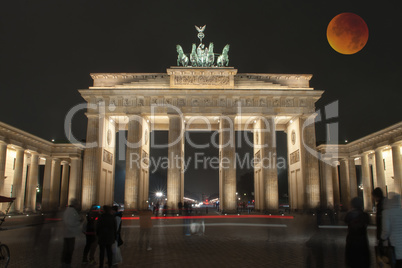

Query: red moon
[327,13,369,55]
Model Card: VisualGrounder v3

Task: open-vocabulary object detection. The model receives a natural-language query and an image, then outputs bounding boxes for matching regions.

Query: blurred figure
[344,197,370,268]
[178,201,183,215]
[183,202,191,236]
[139,209,153,250]
[154,202,160,216]
[373,187,385,244]
[61,198,83,268]
[97,205,116,268]
[112,205,123,266]
[382,193,402,267]
[82,205,100,265]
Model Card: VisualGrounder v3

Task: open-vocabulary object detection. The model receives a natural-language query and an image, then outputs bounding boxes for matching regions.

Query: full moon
[327,13,369,55]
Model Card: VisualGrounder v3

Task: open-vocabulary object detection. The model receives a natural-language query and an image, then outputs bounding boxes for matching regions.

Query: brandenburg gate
[79,67,323,212]
[79,27,323,212]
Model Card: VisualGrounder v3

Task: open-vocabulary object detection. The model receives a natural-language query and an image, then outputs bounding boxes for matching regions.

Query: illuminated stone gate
[79,67,323,212]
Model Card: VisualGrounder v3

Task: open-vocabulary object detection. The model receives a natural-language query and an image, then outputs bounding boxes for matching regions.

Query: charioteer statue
[176,25,230,68]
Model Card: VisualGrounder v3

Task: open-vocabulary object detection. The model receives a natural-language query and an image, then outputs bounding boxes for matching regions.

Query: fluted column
[332,162,341,209]
[41,157,52,211]
[49,158,61,210]
[321,159,334,208]
[59,161,70,209]
[68,157,82,206]
[349,158,358,199]
[299,115,320,209]
[219,115,236,212]
[11,148,25,212]
[26,152,39,211]
[0,142,7,197]
[340,159,351,210]
[260,117,278,211]
[167,115,183,210]
[361,153,373,211]
[375,148,387,194]
[125,115,142,210]
[82,114,101,210]
[392,143,402,195]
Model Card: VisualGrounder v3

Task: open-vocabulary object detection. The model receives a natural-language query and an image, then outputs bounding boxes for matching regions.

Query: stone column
[11,148,25,212]
[375,148,387,194]
[219,115,236,212]
[392,143,402,195]
[59,161,70,209]
[68,157,82,206]
[167,115,183,211]
[299,115,320,209]
[349,158,358,199]
[41,157,52,211]
[260,117,278,211]
[320,159,334,208]
[361,153,373,211]
[332,162,341,210]
[339,159,351,211]
[82,114,101,210]
[125,115,142,210]
[0,142,7,197]
[26,152,39,212]
[49,158,61,210]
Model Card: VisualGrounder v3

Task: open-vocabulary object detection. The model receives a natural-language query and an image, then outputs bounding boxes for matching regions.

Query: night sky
[1,1,401,200]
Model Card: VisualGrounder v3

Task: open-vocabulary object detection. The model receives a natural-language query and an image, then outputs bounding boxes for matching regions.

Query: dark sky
[1,0,401,142]
[1,1,402,198]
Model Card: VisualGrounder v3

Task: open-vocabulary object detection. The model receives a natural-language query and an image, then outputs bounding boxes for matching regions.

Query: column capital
[375,146,389,153]
[391,142,402,148]
[299,113,319,120]
[26,150,39,155]
[61,160,71,165]
[85,113,100,119]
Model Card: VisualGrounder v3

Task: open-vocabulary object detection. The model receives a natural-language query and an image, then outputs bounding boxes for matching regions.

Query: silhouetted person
[382,193,402,267]
[183,202,191,236]
[178,201,183,215]
[373,187,385,243]
[97,205,116,268]
[344,197,370,268]
[82,205,100,265]
[61,198,83,268]
[139,209,153,250]
[112,205,123,265]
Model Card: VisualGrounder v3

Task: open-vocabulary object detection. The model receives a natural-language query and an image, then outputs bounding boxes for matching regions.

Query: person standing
[373,187,385,243]
[382,193,402,267]
[97,205,116,268]
[112,205,123,265]
[61,198,83,268]
[344,197,370,268]
[82,205,100,265]
[139,209,153,250]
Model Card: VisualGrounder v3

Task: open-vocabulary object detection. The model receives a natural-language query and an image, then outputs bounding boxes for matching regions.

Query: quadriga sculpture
[176,45,189,67]
[217,44,230,67]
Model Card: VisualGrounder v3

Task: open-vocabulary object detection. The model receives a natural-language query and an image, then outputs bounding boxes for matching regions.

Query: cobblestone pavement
[1,213,378,268]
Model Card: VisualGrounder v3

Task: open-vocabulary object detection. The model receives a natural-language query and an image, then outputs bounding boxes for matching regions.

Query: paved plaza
[0,211,378,268]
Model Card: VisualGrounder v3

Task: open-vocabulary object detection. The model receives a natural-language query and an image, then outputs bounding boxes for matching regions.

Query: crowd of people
[61,200,123,268]
[60,188,402,268]
[344,188,402,268]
